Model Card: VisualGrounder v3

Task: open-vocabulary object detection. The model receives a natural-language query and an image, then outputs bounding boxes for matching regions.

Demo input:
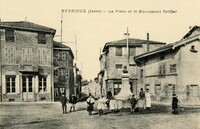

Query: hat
[172,94,177,97]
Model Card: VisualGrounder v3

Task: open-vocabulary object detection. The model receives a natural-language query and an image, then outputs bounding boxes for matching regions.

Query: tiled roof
[103,38,166,52]
[0,21,56,34]
[106,38,165,44]
[53,41,74,59]
[134,33,200,60]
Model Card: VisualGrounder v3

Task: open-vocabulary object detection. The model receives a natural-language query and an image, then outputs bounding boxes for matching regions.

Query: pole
[0,19,2,102]
[75,35,77,60]
[61,11,63,43]
[124,27,130,67]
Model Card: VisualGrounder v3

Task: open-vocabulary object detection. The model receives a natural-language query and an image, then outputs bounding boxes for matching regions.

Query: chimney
[147,33,150,52]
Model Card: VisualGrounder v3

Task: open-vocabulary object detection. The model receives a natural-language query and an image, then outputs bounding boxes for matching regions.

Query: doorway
[22,76,33,101]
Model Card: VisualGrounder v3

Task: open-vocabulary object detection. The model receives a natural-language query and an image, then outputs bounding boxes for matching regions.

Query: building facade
[134,26,200,104]
[0,21,56,102]
[99,35,166,97]
[53,41,74,101]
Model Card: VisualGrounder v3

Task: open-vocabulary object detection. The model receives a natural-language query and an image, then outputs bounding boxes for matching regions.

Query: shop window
[6,75,16,93]
[5,29,14,42]
[114,83,122,95]
[39,76,47,92]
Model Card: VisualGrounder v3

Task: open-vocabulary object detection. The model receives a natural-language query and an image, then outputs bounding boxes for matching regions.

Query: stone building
[134,26,200,104]
[0,21,56,102]
[53,41,74,101]
[99,35,166,97]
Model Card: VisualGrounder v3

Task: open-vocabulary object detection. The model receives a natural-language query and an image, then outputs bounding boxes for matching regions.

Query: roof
[0,21,56,34]
[182,25,200,39]
[134,32,200,61]
[53,41,74,59]
[102,38,166,52]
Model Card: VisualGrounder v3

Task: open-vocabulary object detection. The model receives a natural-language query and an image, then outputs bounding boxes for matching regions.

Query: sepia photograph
[0,0,200,129]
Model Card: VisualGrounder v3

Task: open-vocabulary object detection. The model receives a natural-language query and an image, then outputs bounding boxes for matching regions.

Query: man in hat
[172,94,179,114]
[60,92,68,114]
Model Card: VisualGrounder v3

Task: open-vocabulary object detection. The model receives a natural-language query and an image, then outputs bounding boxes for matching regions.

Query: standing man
[60,93,68,114]
[69,94,77,112]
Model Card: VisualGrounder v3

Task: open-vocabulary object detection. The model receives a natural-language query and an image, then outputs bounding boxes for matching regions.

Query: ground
[0,102,200,129]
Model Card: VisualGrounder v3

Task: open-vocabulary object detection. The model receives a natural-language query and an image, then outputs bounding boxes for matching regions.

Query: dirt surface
[0,102,200,129]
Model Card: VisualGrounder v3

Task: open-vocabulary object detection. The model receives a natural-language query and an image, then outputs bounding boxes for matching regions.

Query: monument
[115,66,133,108]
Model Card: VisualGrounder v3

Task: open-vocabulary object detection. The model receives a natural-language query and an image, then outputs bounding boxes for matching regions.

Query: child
[60,93,68,114]
[172,94,179,114]
[130,94,137,113]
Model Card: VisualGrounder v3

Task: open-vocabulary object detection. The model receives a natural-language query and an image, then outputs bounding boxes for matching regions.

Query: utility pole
[124,27,130,67]
[0,19,2,102]
[61,11,63,43]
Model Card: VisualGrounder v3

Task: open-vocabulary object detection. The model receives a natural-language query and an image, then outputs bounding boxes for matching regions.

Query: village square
[1,0,200,129]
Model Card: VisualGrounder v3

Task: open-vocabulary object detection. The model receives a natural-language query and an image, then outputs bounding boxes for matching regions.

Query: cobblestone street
[0,102,200,129]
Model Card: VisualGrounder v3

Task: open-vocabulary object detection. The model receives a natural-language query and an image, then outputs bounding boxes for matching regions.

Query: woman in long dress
[97,95,107,116]
[145,89,151,110]
[109,97,118,114]
[86,94,95,115]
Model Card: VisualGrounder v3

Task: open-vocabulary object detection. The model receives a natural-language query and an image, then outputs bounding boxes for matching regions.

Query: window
[62,51,66,60]
[59,68,66,76]
[160,53,165,60]
[170,64,176,73]
[4,46,16,64]
[165,84,175,97]
[114,83,122,95]
[39,76,47,92]
[38,33,46,44]
[6,75,16,93]
[116,47,122,56]
[115,64,123,69]
[115,64,123,77]
[38,48,49,65]
[159,63,166,75]
[66,68,69,78]
[22,48,32,64]
[155,84,161,94]
[140,69,143,78]
[5,29,14,42]
[129,47,136,56]
[145,84,150,90]
[186,85,199,100]
[54,69,59,76]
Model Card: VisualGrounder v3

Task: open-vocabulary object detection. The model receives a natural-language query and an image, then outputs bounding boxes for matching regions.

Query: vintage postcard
[0,0,200,129]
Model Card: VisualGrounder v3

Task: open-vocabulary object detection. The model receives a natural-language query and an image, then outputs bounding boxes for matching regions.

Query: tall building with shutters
[98,36,165,97]
[0,21,56,102]
[134,26,200,104]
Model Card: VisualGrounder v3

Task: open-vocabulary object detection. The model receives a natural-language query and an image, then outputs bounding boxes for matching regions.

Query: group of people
[60,93,77,114]
[60,88,180,115]
[86,88,180,116]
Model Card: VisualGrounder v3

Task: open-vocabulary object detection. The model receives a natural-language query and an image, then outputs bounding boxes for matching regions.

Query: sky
[1,0,200,80]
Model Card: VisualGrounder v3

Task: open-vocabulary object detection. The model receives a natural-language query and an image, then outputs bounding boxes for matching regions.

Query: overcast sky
[1,0,200,80]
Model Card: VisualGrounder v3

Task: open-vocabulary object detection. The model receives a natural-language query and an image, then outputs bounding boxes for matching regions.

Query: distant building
[99,35,166,97]
[53,41,74,101]
[0,21,56,102]
[134,26,200,104]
